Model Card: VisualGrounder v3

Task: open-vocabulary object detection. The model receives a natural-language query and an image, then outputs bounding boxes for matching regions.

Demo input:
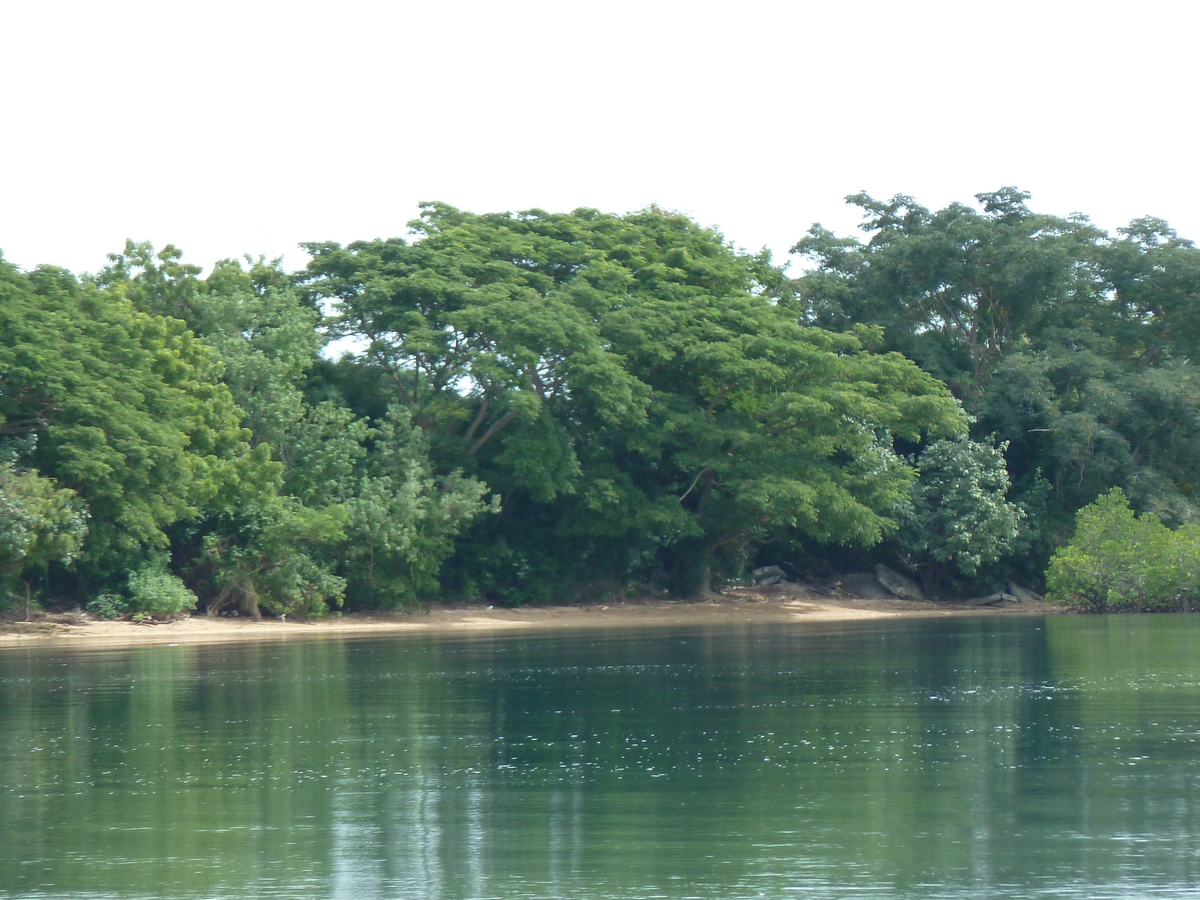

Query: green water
[2,615,1200,899]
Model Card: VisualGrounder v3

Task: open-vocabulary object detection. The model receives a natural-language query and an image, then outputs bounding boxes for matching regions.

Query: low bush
[85,593,126,620]
[1047,489,1200,612]
[125,569,198,619]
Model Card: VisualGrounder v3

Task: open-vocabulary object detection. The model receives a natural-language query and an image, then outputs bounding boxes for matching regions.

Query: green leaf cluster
[1047,489,1200,612]
[1,244,491,615]
[103,248,492,615]
[8,188,1200,611]
[0,255,264,588]
[899,439,1024,592]
[0,458,88,602]
[798,189,1200,589]
[305,205,965,597]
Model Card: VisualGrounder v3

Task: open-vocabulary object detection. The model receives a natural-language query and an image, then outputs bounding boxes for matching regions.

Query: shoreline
[0,585,1060,650]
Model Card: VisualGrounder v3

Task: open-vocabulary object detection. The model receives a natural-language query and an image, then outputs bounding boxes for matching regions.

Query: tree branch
[463,395,490,443]
[679,467,709,504]
[705,385,731,418]
[468,409,519,456]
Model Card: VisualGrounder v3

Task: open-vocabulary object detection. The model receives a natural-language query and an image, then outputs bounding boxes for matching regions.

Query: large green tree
[0,255,272,591]
[794,188,1102,397]
[796,189,1200,585]
[0,454,88,615]
[305,205,965,598]
[97,245,491,613]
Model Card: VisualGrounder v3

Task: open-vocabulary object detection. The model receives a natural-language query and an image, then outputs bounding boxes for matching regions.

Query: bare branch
[705,385,731,418]
[463,395,490,443]
[468,409,519,456]
[679,467,709,504]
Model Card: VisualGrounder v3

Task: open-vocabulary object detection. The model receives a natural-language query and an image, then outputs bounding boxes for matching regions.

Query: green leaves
[0,257,267,581]
[304,208,652,480]
[796,188,1200,588]
[306,205,966,597]
[181,259,491,613]
[796,188,1103,394]
[200,497,349,619]
[1047,489,1200,612]
[901,439,1024,589]
[342,407,493,607]
[0,461,88,583]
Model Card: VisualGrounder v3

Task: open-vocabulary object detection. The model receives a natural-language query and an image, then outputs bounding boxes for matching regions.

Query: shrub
[125,568,198,619]
[85,593,127,620]
[1047,488,1200,612]
[900,438,1024,594]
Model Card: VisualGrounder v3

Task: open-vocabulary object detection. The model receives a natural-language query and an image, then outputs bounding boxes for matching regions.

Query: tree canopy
[3,191,1199,614]
[797,189,1200,586]
[303,205,963,598]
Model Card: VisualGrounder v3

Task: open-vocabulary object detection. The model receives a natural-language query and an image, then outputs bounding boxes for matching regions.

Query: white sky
[2,0,1197,277]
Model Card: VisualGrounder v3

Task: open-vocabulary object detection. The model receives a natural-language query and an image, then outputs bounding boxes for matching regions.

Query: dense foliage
[1047,489,1200,612]
[797,189,1200,591]
[898,438,1024,594]
[302,206,962,600]
[3,191,1199,615]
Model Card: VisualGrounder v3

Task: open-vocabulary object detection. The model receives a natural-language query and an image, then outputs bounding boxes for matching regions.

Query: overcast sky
[3,0,1197,276]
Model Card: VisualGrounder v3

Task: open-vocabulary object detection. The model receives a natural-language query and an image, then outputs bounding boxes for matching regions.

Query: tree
[302,205,649,485]
[794,188,1102,397]
[1099,218,1200,365]
[182,256,372,508]
[795,189,1200,585]
[198,498,348,619]
[306,206,966,598]
[341,408,493,607]
[0,256,272,587]
[185,257,491,611]
[0,458,88,616]
[898,438,1024,595]
[1047,488,1200,612]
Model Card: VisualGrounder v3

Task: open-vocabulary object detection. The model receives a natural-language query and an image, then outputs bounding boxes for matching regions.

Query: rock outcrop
[963,591,1018,607]
[839,572,898,599]
[875,564,925,602]
[751,565,786,586]
[1007,583,1044,603]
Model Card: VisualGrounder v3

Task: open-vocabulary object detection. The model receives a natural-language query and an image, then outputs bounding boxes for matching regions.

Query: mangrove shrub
[1047,489,1200,612]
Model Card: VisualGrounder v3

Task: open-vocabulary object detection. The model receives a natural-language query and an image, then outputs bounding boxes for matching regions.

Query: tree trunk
[207,585,234,617]
[669,543,718,599]
[243,583,262,621]
[921,566,941,600]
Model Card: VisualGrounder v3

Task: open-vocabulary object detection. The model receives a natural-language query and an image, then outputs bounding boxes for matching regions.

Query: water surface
[3,615,1200,898]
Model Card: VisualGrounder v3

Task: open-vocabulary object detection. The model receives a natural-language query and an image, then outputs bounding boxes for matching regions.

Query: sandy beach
[0,584,1059,650]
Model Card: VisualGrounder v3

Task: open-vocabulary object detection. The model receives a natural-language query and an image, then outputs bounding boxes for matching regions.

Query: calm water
[2,615,1200,899]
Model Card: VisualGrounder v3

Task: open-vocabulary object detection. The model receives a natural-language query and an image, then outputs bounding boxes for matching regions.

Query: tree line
[2,191,1198,616]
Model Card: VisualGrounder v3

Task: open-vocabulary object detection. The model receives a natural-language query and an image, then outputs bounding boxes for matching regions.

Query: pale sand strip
[0,586,1058,650]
